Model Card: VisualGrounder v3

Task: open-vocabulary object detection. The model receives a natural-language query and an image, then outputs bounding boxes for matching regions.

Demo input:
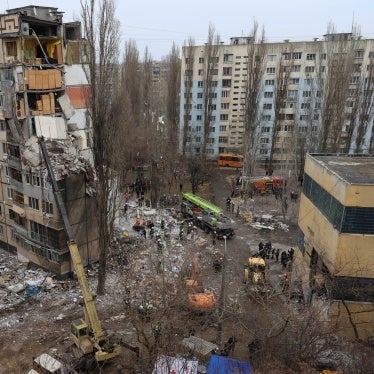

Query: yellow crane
[39,139,121,362]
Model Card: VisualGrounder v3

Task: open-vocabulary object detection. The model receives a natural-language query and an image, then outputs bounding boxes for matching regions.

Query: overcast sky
[3,0,374,60]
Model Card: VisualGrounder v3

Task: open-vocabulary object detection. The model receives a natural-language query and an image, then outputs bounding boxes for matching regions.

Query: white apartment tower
[179,33,374,171]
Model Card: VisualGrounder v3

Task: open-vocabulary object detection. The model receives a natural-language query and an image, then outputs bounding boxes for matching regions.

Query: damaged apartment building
[0,5,99,275]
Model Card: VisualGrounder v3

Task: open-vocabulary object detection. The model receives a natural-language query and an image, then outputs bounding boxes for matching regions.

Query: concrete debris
[22,136,92,182]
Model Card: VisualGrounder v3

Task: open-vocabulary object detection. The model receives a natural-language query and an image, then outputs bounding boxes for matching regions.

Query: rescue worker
[226,197,231,211]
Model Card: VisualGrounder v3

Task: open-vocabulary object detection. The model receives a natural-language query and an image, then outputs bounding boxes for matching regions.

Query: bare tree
[351,52,374,153]
[268,46,293,174]
[80,0,122,294]
[242,21,267,177]
[202,24,220,158]
[181,37,195,156]
[318,24,357,152]
[165,43,181,155]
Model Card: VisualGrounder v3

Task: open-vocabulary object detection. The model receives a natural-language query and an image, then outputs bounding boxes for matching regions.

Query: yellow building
[298,154,374,339]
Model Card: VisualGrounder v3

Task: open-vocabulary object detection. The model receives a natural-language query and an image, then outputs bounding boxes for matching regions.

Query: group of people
[257,241,295,268]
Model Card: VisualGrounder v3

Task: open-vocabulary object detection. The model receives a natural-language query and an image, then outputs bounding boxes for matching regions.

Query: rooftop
[310,154,374,185]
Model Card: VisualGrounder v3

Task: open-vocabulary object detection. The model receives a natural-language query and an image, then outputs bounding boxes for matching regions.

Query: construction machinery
[184,256,216,311]
[244,257,267,285]
[39,139,121,363]
[181,192,234,239]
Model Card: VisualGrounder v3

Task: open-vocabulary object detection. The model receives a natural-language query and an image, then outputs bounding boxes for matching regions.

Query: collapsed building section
[0,6,98,275]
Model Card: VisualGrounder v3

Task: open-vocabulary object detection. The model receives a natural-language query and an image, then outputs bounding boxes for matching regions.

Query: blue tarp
[207,355,253,374]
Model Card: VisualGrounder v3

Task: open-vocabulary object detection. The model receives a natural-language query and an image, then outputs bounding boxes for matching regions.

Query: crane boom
[39,138,120,361]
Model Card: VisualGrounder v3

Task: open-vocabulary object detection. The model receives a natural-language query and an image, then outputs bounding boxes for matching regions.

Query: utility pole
[216,235,227,347]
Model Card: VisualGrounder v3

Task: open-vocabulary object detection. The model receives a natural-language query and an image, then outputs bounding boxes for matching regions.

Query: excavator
[39,139,121,363]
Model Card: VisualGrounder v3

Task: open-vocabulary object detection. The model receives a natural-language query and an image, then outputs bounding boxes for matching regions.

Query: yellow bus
[217,153,244,168]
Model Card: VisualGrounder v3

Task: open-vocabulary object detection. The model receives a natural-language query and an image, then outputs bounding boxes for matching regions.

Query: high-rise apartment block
[179,34,374,164]
[0,6,98,275]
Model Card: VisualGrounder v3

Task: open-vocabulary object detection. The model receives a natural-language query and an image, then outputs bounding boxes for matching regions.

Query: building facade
[179,34,374,166]
[298,154,374,339]
[0,6,98,275]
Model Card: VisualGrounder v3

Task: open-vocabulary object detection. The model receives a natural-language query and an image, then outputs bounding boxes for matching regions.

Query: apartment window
[196,126,202,132]
[184,104,192,110]
[288,90,298,98]
[260,138,269,143]
[290,78,299,84]
[184,80,192,88]
[303,91,312,98]
[208,104,216,110]
[184,93,192,99]
[306,53,316,60]
[222,79,231,87]
[221,103,230,109]
[10,168,22,183]
[300,115,310,121]
[261,127,270,133]
[353,63,362,72]
[265,79,274,86]
[0,120,6,131]
[196,115,202,121]
[223,67,232,75]
[354,50,364,58]
[196,104,203,109]
[220,114,229,121]
[209,115,216,121]
[29,197,39,210]
[184,114,191,121]
[206,149,214,155]
[209,127,215,132]
[320,53,327,60]
[313,114,319,120]
[185,69,193,76]
[198,81,204,87]
[262,114,271,121]
[267,54,277,61]
[260,149,268,155]
[30,220,59,247]
[12,191,23,207]
[282,53,291,60]
[219,125,227,131]
[346,101,354,108]
[351,76,360,84]
[209,56,219,63]
[223,54,233,63]
[293,52,302,59]
[195,137,201,142]
[301,102,311,109]
[207,137,215,144]
[348,89,357,97]
[6,187,13,199]
[219,136,228,143]
[284,124,294,131]
[263,103,272,110]
[291,65,301,72]
[198,57,204,63]
[369,52,374,58]
[305,66,315,73]
[198,69,204,76]
[210,80,218,87]
[209,92,217,98]
[266,67,275,74]
[222,90,230,98]
[264,91,273,98]
[6,41,17,56]
[315,102,321,109]
[197,92,203,98]
[185,57,193,64]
